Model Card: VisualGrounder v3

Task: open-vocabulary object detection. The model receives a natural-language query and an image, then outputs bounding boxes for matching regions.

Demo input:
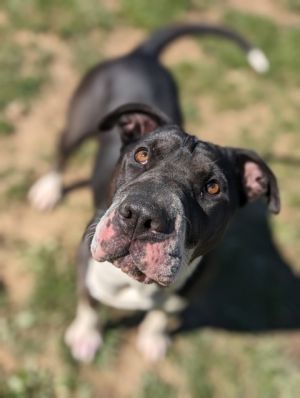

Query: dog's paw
[136,331,171,362]
[28,171,62,211]
[64,320,102,363]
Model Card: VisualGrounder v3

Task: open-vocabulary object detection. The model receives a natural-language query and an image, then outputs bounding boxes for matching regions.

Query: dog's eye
[134,148,149,165]
[205,180,221,195]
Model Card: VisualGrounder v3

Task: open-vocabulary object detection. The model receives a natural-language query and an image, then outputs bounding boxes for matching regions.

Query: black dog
[27,23,276,362]
[28,23,269,211]
[65,102,279,362]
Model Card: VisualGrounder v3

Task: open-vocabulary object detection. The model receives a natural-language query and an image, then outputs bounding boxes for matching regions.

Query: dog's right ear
[99,103,171,145]
[226,147,281,214]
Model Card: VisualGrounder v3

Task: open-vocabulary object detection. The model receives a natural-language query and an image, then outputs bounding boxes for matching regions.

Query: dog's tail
[134,23,269,74]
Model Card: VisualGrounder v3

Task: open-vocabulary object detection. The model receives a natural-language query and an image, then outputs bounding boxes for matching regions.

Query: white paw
[65,320,102,363]
[28,171,62,211]
[137,332,171,362]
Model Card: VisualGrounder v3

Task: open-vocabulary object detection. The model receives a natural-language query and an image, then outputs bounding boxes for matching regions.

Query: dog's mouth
[104,248,180,286]
[90,209,183,286]
[110,251,156,284]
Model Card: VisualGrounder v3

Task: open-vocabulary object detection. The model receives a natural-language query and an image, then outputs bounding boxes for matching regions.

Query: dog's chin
[99,251,172,287]
[112,254,162,286]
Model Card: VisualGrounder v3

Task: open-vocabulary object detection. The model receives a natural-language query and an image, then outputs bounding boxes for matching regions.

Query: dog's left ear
[99,103,171,145]
[228,148,280,214]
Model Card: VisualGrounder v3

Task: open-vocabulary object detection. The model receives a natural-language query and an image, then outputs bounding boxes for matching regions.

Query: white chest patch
[86,260,160,310]
[86,256,202,311]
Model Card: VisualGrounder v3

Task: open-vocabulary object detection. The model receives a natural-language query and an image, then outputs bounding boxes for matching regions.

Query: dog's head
[90,104,280,287]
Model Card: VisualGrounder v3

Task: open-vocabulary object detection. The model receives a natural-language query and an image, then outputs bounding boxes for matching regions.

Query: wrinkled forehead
[135,125,186,149]
[135,128,224,167]
[191,141,225,169]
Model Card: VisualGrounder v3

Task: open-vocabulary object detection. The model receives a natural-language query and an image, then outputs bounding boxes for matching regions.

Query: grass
[0,280,8,309]
[26,242,75,319]
[171,10,300,116]
[175,336,214,398]
[0,37,52,136]
[0,119,15,136]
[223,11,300,84]
[135,373,176,398]
[174,331,300,398]
[0,0,113,37]
[95,329,122,368]
[282,0,300,12]
[0,366,94,398]
[69,35,106,73]
[120,0,190,29]
[0,41,52,110]
[0,369,55,398]
[4,171,35,204]
[69,140,98,167]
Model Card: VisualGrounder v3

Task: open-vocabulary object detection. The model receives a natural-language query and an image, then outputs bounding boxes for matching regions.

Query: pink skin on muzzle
[90,210,120,260]
[90,209,184,286]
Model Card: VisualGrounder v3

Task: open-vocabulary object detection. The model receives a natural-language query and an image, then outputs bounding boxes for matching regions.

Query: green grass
[95,329,122,368]
[4,171,34,204]
[69,35,106,73]
[135,372,176,398]
[0,243,76,359]
[26,242,75,319]
[173,336,214,398]
[172,60,269,113]
[1,0,113,37]
[0,366,93,398]
[69,140,98,167]
[223,10,300,84]
[175,332,300,398]
[0,41,52,111]
[0,38,52,135]
[120,0,190,29]
[171,10,300,114]
[0,369,55,398]
[282,0,300,12]
[0,280,8,309]
[0,119,15,136]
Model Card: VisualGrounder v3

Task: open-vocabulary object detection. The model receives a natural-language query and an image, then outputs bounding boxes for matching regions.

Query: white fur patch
[247,48,270,74]
[64,302,102,363]
[28,171,62,211]
[137,310,170,362]
[86,259,160,310]
[86,255,202,312]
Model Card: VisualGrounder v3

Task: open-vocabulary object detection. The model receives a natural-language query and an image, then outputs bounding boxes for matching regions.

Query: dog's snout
[118,200,171,236]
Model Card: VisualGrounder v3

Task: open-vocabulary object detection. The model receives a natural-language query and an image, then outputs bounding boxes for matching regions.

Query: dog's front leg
[65,296,102,363]
[65,237,103,363]
[136,309,170,362]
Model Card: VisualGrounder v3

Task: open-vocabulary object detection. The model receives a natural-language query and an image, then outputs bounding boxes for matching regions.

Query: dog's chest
[86,257,202,311]
[86,259,161,310]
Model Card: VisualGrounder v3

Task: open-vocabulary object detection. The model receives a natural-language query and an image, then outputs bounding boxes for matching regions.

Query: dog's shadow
[179,201,300,333]
[105,200,300,335]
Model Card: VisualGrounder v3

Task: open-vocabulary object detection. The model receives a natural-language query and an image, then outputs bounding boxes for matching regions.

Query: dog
[28,23,269,211]
[64,102,280,363]
[27,23,277,362]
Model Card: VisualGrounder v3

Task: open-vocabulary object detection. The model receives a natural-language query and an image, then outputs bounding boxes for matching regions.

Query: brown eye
[205,180,221,195]
[134,148,149,165]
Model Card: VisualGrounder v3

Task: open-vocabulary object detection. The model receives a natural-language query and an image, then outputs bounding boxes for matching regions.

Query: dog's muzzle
[90,200,185,286]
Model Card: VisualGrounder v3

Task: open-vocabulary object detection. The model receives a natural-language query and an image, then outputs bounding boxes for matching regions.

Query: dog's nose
[118,201,171,236]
